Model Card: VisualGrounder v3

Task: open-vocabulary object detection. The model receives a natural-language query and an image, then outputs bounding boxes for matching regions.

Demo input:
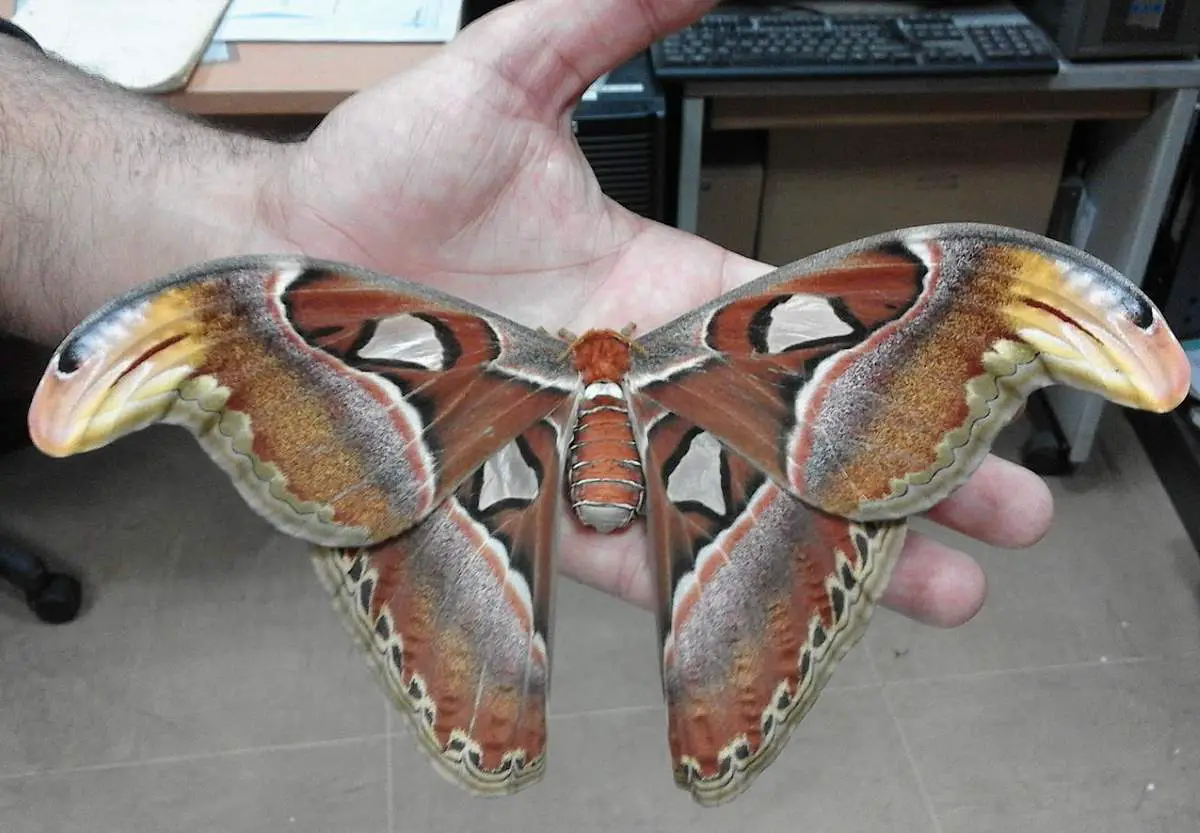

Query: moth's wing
[630,223,1189,522]
[28,256,578,546]
[630,398,906,806]
[313,396,577,795]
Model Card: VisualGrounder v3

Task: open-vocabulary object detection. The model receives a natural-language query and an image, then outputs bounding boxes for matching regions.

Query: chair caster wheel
[1021,429,1073,477]
[27,572,83,624]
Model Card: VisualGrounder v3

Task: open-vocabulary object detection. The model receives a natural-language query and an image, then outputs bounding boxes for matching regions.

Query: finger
[924,453,1054,549]
[453,0,720,116]
[559,519,990,630]
[560,525,656,610]
[879,531,987,628]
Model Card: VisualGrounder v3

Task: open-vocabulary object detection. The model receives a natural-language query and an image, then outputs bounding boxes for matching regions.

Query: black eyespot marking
[762,714,775,736]
[734,743,750,761]
[841,562,858,591]
[448,737,467,752]
[408,679,423,699]
[812,624,827,650]
[853,531,871,558]
[1129,295,1154,330]
[55,344,83,375]
[799,650,812,680]
[830,586,846,621]
[347,558,365,583]
[359,578,374,613]
[374,614,390,641]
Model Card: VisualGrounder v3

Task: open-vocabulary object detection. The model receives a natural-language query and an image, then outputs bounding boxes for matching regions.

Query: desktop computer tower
[461,2,672,223]
[571,52,672,223]
[1017,0,1200,60]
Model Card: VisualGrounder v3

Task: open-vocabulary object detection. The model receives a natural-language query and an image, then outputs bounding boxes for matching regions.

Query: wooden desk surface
[1,1,442,115]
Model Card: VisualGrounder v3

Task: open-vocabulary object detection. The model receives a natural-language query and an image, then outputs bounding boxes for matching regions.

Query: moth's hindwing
[312,396,578,796]
[629,222,1188,522]
[631,397,907,806]
[27,256,579,547]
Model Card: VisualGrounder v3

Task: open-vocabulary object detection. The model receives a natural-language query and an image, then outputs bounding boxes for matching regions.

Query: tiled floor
[1,408,1198,832]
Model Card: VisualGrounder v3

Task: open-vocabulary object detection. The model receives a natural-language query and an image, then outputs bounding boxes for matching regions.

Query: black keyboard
[651,8,1062,80]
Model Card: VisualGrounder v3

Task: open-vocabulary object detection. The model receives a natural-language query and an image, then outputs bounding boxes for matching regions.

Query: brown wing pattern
[631,223,1188,523]
[27,256,578,547]
[312,397,576,795]
[631,397,906,806]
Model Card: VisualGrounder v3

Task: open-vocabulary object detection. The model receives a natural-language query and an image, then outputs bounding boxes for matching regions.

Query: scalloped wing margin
[632,397,906,806]
[312,396,577,796]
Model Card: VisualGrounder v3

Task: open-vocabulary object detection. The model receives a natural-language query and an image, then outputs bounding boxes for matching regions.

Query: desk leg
[676,96,705,233]
[1045,87,1198,465]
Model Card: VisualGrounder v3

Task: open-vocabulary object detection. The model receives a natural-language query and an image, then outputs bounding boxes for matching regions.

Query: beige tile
[544,579,665,715]
[0,431,384,775]
[120,532,388,760]
[887,655,1200,828]
[868,414,1200,682]
[547,578,880,719]
[388,690,934,832]
[0,736,388,833]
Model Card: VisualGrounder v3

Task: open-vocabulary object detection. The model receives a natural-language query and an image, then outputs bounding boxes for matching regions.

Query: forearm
[0,36,288,345]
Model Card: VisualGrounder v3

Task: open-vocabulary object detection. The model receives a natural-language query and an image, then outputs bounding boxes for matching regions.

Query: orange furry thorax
[567,329,634,384]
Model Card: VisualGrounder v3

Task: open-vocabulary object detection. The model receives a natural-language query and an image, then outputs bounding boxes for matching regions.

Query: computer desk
[0,0,439,116]
[675,63,1200,467]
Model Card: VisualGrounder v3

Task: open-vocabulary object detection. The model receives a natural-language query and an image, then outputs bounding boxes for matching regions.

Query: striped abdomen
[568,381,645,533]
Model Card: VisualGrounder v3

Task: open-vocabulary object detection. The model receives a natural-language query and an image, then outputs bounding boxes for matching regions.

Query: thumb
[451,0,717,119]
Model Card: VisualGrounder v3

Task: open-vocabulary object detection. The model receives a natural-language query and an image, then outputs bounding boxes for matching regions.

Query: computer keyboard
[650,7,1062,80]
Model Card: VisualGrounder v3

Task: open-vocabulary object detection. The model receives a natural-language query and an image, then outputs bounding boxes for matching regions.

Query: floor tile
[389,690,935,832]
[0,431,385,775]
[887,655,1200,830]
[547,579,880,718]
[544,580,665,715]
[867,414,1200,683]
[0,736,388,833]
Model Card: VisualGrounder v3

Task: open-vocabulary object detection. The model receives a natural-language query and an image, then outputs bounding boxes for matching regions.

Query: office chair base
[0,542,83,624]
[26,571,83,624]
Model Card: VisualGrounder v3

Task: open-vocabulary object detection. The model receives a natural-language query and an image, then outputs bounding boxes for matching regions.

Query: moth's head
[996,246,1188,413]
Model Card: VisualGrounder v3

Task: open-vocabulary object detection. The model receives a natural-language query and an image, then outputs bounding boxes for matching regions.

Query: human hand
[258,0,1054,628]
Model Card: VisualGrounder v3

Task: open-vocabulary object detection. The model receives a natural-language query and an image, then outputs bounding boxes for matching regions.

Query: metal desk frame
[674,61,1200,465]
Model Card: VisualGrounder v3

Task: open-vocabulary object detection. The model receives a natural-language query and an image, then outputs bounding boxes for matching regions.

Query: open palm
[260,0,1054,627]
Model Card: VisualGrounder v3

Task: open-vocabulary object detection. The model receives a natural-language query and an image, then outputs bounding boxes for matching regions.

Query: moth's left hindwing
[631,397,906,807]
[312,397,577,795]
[27,256,579,547]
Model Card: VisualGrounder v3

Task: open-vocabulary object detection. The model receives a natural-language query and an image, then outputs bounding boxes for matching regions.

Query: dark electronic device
[1017,0,1200,60]
[650,2,1063,80]
[571,53,672,223]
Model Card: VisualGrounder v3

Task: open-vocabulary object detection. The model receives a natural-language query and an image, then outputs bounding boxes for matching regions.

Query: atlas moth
[27,223,1188,807]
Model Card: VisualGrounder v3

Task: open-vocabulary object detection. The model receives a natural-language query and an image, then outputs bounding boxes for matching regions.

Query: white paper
[14,0,233,90]
[213,0,463,43]
[13,0,233,63]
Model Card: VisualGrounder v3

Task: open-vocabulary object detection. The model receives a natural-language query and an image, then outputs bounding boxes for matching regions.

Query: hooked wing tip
[994,241,1189,414]
[27,291,207,457]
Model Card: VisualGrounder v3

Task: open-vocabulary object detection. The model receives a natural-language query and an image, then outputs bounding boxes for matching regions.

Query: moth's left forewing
[628,238,929,514]
[628,396,906,806]
[311,395,578,796]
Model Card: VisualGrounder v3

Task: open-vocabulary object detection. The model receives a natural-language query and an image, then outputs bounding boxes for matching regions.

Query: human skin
[0,0,1053,626]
